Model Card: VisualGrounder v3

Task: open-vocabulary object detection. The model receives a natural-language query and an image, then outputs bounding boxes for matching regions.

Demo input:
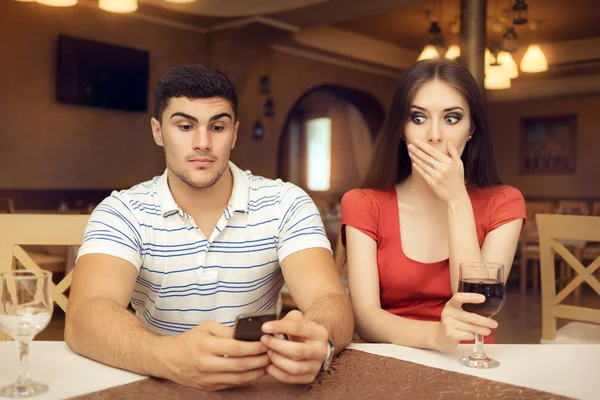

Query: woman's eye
[445,114,462,125]
[412,114,426,124]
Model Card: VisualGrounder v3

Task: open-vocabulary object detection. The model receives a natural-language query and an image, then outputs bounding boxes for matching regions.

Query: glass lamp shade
[99,0,138,13]
[418,44,441,61]
[445,45,461,60]
[485,66,511,90]
[36,0,77,6]
[520,44,548,72]
[498,51,519,78]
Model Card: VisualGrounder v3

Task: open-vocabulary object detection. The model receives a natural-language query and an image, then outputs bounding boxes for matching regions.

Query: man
[65,65,353,391]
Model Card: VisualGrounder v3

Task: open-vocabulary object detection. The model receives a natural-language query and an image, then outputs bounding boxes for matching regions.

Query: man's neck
[167,166,234,218]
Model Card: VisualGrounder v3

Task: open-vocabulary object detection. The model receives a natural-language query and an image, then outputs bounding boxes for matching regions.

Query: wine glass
[458,262,504,369]
[0,270,53,398]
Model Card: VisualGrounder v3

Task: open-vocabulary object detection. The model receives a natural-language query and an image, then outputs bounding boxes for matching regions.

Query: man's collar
[228,161,250,214]
[155,161,250,218]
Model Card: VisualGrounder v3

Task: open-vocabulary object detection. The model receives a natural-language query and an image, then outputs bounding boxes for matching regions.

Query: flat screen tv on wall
[56,35,149,112]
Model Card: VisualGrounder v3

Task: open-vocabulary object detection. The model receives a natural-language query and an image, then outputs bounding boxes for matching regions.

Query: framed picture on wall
[519,114,577,174]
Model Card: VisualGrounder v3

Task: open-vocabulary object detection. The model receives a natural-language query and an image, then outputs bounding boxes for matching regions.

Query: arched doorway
[277,85,385,209]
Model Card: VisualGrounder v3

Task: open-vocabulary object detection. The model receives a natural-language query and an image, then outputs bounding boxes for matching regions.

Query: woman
[341,59,525,352]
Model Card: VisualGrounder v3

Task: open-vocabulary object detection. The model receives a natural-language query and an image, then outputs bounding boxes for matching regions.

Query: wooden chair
[582,202,600,271]
[0,197,15,214]
[557,200,590,215]
[0,214,89,341]
[537,214,600,344]
[519,201,552,294]
[592,202,600,217]
[0,198,71,274]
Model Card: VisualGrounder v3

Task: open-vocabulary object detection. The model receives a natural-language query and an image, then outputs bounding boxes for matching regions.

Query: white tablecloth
[349,343,600,400]
[1,341,599,399]
[0,342,145,400]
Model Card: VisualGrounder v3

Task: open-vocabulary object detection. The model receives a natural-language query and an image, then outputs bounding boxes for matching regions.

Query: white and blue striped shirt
[77,162,331,335]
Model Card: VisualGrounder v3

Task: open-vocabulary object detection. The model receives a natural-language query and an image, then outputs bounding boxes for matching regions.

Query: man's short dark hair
[154,65,238,122]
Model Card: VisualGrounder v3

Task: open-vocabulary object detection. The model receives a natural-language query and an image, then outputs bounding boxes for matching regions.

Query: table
[1,341,598,399]
[0,342,145,399]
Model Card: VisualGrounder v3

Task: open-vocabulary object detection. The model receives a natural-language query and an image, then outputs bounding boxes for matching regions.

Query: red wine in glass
[458,262,504,369]
[459,278,504,317]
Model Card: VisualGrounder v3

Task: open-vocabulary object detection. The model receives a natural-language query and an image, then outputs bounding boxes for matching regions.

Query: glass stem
[472,334,485,359]
[16,340,32,386]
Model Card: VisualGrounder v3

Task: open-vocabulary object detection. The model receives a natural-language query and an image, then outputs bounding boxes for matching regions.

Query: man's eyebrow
[209,113,233,122]
[170,112,198,123]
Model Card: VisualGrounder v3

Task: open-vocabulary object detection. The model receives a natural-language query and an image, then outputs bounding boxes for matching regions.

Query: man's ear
[151,117,164,147]
[231,120,239,150]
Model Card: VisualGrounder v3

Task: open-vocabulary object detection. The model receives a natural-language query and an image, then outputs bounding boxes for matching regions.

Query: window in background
[306,117,332,191]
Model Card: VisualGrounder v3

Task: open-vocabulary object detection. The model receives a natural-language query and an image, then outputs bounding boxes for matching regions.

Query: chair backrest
[0,197,15,214]
[557,200,590,215]
[522,201,552,242]
[525,201,553,221]
[592,202,600,217]
[0,214,89,341]
[536,214,600,343]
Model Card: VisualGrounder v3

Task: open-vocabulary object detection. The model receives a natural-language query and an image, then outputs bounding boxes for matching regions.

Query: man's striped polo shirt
[76,162,331,335]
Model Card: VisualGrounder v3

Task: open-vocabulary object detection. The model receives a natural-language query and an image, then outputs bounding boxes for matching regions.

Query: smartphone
[233,313,277,342]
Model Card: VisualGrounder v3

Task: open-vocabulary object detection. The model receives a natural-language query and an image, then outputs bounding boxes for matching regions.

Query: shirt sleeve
[76,192,143,270]
[277,183,332,264]
[488,186,527,233]
[340,189,379,246]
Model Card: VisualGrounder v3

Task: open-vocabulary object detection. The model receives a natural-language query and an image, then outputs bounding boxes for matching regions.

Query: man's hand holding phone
[233,313,277,342]
[259,310,331,384]
[159,320,270,391]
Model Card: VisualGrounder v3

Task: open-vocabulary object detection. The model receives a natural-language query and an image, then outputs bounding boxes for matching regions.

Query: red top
[341,185,526,343]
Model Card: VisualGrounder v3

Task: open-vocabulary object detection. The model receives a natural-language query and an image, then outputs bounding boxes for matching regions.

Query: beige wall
[0,3,396,189]
[488,94,600,198]
[0,2,207,189]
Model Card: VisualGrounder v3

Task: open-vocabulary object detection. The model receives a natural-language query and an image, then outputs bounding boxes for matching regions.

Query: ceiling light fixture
[36,0,77,6]
[520,21,548,73]
[498,51,519,78]
[502,26,518,53]
[99,0,137,13]
[485,67,512,90]
[512,0,528,25]
[520,44,548,72]
[417,7,446,62]
[418,44,441,61]
[444,45,461,60]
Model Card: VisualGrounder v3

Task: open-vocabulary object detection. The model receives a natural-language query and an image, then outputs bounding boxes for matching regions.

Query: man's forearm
[303,292,354,354]
[65,298,171,378]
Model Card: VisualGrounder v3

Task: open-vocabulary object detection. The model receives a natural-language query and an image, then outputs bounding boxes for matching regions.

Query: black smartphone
[233,313,277,342]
